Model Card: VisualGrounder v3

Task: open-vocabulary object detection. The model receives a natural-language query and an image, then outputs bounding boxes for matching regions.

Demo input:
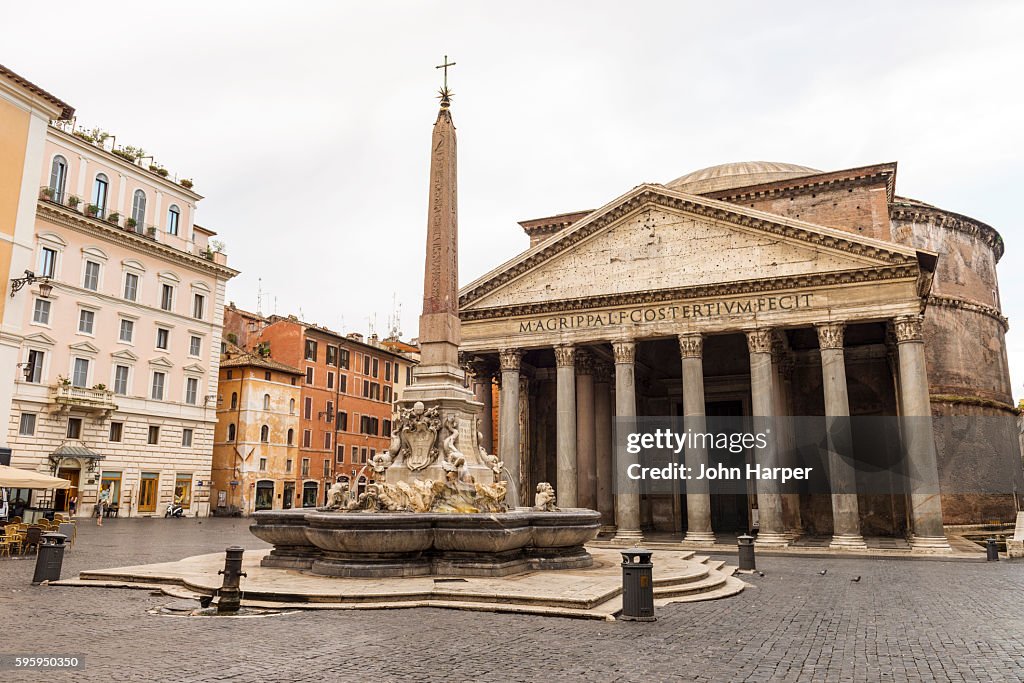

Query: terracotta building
[222,306,416,506]
[210,345,301,515]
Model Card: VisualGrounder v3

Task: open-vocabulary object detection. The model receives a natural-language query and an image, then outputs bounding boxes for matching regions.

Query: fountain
[251,73,600,577]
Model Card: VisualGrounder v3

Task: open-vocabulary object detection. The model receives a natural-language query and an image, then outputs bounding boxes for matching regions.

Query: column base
[828,534,868,550]
[909,534,952,552]
[681,531,717,545]
[611,529,644,545]
[754,531,790,548]
[599,524,618,535]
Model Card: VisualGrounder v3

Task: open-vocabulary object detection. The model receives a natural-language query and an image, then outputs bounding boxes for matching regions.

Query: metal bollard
[217,546,247,613]
[737,534,756,571]
[986,538,1000,562]
[31,533,68,585]
[619,549,656,622]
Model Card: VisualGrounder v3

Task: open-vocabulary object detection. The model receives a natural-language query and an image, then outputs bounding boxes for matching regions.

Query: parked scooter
[165,502,184,518]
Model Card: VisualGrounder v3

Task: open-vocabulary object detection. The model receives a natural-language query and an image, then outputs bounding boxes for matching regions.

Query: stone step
[653,571,729,598]
[654,574,747,605]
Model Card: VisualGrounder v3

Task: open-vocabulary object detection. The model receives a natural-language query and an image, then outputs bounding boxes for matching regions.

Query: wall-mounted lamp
[9,270,52,298]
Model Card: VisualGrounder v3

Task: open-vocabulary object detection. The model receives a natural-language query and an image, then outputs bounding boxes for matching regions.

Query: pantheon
[460,161,1023,549]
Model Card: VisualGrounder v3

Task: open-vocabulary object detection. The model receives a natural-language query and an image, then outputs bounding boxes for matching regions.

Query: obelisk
[387,66,506,497]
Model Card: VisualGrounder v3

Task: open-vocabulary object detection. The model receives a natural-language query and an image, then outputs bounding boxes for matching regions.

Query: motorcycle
[165,502,184,518]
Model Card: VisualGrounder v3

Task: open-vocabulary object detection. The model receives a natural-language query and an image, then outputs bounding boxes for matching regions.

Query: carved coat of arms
[395,402,441,471]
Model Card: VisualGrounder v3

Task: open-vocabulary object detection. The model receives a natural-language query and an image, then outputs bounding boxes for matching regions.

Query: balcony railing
[49,383,118,416]
[37,186,227,266]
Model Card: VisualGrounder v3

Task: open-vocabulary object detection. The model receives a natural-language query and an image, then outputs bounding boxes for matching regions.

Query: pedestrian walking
[96,486,111,526]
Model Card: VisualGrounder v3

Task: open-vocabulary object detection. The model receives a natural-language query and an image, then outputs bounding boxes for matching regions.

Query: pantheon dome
[666,161,821,194]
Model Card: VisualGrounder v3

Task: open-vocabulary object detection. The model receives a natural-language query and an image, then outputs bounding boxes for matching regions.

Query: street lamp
[9,270,52,298]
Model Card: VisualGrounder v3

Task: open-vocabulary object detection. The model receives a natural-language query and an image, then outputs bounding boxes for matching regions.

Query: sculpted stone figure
[352,484,384,512]
[440,415,467,476]
[324,480,349,510]
[534,482,558,512]
[473,482,508,513]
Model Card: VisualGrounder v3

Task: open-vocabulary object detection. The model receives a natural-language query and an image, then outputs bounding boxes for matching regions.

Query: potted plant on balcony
[179,178,194,189]
[107,212,120,225]
[85,204,100,217]
[39,187,55,200]
[146,227,157,239]
[92,383,107,391]
[67,195,81,210]
[56,375,71,387]
[125,217,138,230]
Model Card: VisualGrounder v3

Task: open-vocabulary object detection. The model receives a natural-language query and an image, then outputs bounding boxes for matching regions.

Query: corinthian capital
[745,328,773,355]
[498,348,523,372]
[575,349,594,375]
[893,315,924,343]
[612,340,635,364]
[815,322,845,350]
[553,344,576,368]
[677,333,703,359]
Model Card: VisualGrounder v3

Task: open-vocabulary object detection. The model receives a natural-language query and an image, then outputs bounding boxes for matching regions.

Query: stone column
[554,344,578,508]
[747,329,789,547]
[816,323,867,549]
[893,315,951,551]
[612,340,643,543]
[498,348,522,506]
[575,350,597,510]
[771,338,802,538]
[679,333,715,544]
[594,361,615,531]
[472,363,494,454]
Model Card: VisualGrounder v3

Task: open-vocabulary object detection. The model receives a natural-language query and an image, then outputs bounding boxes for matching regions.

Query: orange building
[210,345,302,515]
[222,305,416,506]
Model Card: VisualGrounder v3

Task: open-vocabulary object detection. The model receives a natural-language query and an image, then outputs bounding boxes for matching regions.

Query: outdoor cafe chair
[22,526,43,554]
[57,522,76,546]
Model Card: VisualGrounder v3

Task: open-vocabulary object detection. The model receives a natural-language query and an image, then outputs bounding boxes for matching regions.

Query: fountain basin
[251,508,601,577]
[249,509,321,569]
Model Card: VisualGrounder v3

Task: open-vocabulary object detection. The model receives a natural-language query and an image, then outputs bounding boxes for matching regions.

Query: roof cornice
[0,64,74,119]
[702,163,898,204]
[891,200,1004,262]
[37,203,239,278]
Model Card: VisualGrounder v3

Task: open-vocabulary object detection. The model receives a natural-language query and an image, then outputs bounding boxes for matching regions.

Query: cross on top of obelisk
[436,55,455,108]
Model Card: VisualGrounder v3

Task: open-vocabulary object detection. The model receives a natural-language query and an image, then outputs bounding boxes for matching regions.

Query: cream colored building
[5,88,238,518]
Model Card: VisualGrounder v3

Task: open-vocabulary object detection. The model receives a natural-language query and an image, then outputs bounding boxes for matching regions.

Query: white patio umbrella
[0,464,72,489]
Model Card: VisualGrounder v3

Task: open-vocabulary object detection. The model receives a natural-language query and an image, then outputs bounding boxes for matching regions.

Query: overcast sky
[4,1,1022,401]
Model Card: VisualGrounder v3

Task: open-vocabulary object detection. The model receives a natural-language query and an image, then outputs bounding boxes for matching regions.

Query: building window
[263,393,271,410]
[189,336,201,357]
[113,365,130,395]
[301,458,310,478]
[66,417,82,439]
[92,174,109,217]
[148,425,160,444]
[185,377,199,405]
[383,386,392,404]
[260,425,269,442]
[326,400,334,420]
[156,327,169,350]
[119,319,134,343]
[123,272,139,301]
[302,430,311,448]
[327,371,334,389]
[132,189,147,228]
[151,372,166,400]
[336,445,345,463]
[286,458,293,473]
[227,423,236,441]
[407,366,412,384]
[230,392,238,410]
[337,411,348,431]
[363,355,370,375]
[385,361,391,382]
[303,397,312,420]
[304,339,318,361]
[383,419,392,438]
[39,247,57,278]
[182,428,193,447]
[324,432,331,449]
[326,345,337,366]
[264,371,272,381]
[167,205,180,236]
[18,413,36,436]
[305,367,313,384]
[351,446,358,463]
[192,293,205,320]
[109,421,123,442]
[339,375,347,394]
[160,284,174,311]
[83,260,100,291]
[288,398,295,414]
[72,357,90,387]
[174,474,192,508]
[362,380,369,398]
[287,428,294,446]
[26,349,45,383]
[372,358,379,378]
[323,459,331,477]
[49,155,68,201]
[302,481,318,507]
[259,457,267,471]
[339,349,350,369]
[78,309,95,335]
[360,447,368,464]
[32,299,51,325]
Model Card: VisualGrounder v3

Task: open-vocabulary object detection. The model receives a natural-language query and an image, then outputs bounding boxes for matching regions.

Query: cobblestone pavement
[1,518,1022,682]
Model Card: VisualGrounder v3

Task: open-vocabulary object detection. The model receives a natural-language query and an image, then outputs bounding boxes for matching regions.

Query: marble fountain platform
[55,547,746,621]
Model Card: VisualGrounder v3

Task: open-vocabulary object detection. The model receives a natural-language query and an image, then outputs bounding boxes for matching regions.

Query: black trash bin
[32,532,68,585]
[737,534,756,571]
[986,538,1000,562]
[620,549,656,621]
